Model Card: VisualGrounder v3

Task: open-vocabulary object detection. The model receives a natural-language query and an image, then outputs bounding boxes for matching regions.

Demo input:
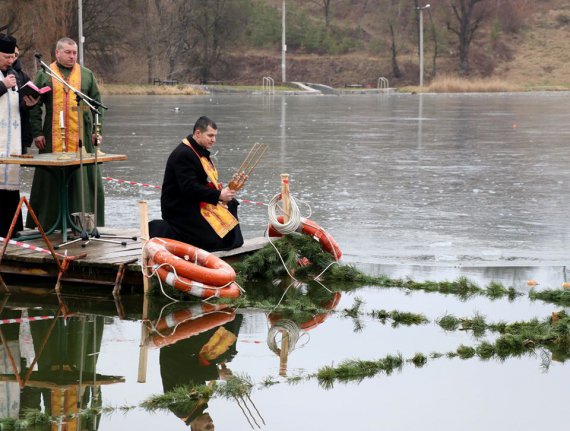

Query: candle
[59,111,64,129]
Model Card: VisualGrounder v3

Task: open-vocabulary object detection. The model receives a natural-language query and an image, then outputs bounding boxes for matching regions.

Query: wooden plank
[0,153,128,167]
[214,237,270,258]
[1,232,270,290]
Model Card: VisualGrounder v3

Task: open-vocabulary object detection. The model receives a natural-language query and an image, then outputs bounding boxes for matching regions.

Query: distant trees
[0,0,535,84]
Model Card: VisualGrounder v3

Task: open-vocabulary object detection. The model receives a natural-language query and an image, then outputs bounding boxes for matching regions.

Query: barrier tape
[1,236,64,257]
[103,177,161,190]
[103,176,268,206]
[0,316,55,325]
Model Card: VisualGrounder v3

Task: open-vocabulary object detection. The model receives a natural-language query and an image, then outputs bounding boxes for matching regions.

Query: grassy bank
[403,76,569,93]
[100,76,569,96]
[99,83,206,96]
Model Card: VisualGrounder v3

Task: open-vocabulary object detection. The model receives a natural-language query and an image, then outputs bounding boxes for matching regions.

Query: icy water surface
[55,92,570,267]
[11,92,570,430]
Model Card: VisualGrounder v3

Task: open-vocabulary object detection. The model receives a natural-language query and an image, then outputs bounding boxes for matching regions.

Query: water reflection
[156,305,241,429]
[0,296,123,430]
[0,273,569,431]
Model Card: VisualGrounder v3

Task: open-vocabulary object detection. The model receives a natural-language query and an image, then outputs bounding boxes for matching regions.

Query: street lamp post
[417,3,430,87]
[78,0,85,66]
[281,0,287,83]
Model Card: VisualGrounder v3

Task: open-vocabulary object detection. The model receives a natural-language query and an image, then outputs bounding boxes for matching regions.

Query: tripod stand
[34,56,127,249]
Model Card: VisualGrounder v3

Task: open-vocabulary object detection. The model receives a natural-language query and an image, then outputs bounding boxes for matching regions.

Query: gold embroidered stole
[51,63,81,152]
[184,138,238,238]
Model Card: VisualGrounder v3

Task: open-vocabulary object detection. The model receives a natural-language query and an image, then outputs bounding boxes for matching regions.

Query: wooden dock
[0,229,270,293]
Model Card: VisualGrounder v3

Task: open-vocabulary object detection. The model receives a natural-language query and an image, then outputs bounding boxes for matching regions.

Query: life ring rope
[264,192,342,310]
[144,260,244,302]
[267,193,342,261]
[142,238,243,301]
[144,301,234,340]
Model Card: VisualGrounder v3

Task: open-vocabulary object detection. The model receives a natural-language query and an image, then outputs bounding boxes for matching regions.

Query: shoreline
[100,80,570,96]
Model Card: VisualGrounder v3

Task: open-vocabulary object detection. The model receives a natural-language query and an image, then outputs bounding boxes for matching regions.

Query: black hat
[0,34,16,54]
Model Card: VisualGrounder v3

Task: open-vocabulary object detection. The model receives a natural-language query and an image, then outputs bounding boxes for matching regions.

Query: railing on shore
[262,76,275,94]
[377,77,389,90]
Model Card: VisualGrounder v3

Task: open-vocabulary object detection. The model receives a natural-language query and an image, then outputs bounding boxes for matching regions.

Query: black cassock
[149,136,244,251]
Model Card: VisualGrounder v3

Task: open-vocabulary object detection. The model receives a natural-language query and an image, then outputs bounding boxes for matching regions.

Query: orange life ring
[268,216,342,260]
[149,309,236,348]
[149,259,241,299]
[145,237,236,286]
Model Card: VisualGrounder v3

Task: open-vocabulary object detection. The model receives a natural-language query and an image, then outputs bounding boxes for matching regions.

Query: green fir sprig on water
[529,288,570,307]
[371,309,430,327]
[232,236,522,301]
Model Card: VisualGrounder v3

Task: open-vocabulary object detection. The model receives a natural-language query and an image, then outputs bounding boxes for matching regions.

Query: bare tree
[68,0,131,75]
[427,7,439,77]
[311,0,333,27]
[0,0,75,62]
[389,22,402,79]
[446,0,489,75]
[186,0,250,83]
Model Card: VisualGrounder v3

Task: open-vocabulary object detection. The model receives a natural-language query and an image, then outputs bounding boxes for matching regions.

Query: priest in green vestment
[25,37,105,230]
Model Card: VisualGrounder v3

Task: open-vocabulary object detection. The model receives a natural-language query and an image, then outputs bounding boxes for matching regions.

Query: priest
[26,37,104,231]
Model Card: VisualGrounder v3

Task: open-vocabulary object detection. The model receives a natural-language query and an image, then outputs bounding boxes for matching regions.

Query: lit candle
[59,111,64,129]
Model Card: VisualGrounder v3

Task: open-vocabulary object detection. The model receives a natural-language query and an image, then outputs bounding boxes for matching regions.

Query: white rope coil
[267,193,302,235]
[266,319,303,355]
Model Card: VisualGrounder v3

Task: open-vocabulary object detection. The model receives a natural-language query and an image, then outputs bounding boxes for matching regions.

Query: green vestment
[25,63,105,230]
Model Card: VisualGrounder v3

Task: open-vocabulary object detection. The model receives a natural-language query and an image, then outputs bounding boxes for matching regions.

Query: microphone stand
[34,56,126,248]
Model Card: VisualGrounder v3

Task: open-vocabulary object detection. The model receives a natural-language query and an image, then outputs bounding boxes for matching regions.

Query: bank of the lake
[100,76,570,96]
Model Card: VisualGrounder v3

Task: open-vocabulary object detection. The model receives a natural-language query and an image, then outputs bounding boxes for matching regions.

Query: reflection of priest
[20,313,104,430]
[159,314,243,429]
[0,309,23,419]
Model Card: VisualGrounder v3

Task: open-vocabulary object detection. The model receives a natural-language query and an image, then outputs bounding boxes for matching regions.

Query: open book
[19,81,51,98]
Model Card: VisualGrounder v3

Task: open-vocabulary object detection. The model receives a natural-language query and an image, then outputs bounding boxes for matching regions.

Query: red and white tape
[103,177,161,190]
[0,316,55,325]
[1,236,64,257]
[103,177,268,206]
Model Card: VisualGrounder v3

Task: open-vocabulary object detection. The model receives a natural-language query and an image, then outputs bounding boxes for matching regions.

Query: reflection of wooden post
[138,200,150,383]
[279,174,291,376]
[279,331,290,377]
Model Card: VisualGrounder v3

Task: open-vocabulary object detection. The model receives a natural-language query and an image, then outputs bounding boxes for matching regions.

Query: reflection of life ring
[268,216,342,261]
[145,237,239,298]
[149,307,236,348]
[154,303,232,332]
[268,291,342,331]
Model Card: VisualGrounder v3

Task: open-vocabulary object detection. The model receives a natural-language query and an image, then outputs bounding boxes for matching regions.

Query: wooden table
[0,152,128,242]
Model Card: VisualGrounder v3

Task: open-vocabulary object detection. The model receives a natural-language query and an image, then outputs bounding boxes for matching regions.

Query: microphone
[34,53,42,60]
[6,67,16,91]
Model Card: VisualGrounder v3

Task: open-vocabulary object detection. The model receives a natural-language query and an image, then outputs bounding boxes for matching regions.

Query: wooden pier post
[137,200,150,383]
[280,173,291,223]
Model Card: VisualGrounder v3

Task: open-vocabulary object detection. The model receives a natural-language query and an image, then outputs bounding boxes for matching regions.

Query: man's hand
[219,186,236,203]
[34,135,46,150]
[2,74,16,90]
[92,133,102,145]
[23,95,39,107]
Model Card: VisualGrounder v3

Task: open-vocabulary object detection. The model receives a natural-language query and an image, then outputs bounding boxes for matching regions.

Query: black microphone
[6,67,16,91]
[34,53,42,60]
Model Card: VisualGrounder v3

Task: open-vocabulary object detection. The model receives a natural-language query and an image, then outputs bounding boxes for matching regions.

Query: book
[18,81,51,98]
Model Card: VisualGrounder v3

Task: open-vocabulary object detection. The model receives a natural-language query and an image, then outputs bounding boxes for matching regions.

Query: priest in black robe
[149,116,244,251]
